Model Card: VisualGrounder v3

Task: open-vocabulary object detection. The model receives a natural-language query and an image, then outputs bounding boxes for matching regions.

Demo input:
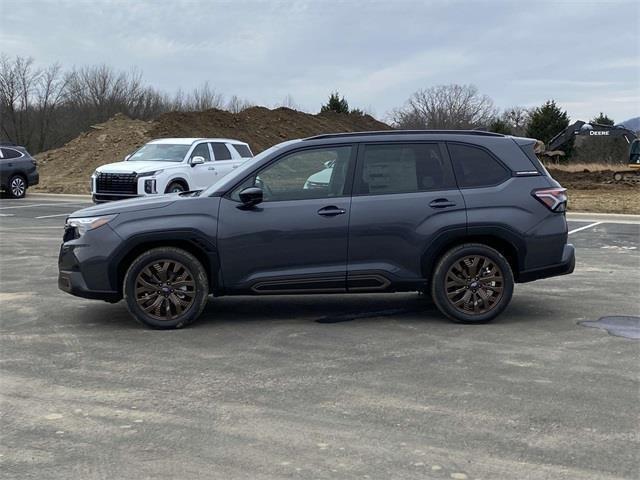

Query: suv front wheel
[123,247,209,329]
[431,243,514,323]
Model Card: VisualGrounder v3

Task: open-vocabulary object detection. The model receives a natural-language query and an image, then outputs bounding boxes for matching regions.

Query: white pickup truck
[91,138,253,202]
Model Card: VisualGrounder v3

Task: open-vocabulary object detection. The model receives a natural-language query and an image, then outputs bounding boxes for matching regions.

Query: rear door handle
[317,206,346,216]
[429,198,457,209]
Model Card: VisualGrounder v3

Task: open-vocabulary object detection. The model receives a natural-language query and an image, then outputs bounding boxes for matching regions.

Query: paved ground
[1,195,639,480]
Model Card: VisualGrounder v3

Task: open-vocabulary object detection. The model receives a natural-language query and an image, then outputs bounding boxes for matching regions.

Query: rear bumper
[518,243,575,283]
[27,171,39,186]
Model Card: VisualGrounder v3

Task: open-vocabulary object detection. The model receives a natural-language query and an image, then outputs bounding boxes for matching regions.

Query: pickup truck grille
[96,173,137,194]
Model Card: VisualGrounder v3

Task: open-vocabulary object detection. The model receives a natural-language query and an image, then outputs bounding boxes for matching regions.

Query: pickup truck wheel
[8,175,26,198]
[123,247,209,329]
[165,182,187,194]
[431,243,514,324]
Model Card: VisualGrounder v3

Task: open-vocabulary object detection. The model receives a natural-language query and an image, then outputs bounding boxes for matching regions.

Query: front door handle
[208,167,216,171]
[317,206,346,216]
[429,198,457,209]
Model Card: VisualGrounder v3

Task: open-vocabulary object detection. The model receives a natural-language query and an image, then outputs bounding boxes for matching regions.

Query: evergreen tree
[320,92,349,114]
[488,117,512,135]
[591,112,614,126]
[527,100,573,156]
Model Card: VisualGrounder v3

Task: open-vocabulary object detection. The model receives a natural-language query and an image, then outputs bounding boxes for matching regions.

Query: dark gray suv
[59,131,575,328]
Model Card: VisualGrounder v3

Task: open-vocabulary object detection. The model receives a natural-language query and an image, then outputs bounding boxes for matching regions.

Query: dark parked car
[59,131,574,328]
[0,145,39,198]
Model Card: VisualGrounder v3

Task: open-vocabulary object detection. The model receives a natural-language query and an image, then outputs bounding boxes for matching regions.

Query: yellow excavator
[547,121,640,182]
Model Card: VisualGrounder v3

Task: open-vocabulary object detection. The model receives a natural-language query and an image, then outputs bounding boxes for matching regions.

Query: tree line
[1,55,631,163]
[0,55,258,154]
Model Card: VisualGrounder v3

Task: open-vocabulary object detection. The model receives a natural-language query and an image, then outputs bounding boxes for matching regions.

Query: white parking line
[0,213,16,217]
[568,221,602,235]
[0,202,84,210]
[35,213,72,219]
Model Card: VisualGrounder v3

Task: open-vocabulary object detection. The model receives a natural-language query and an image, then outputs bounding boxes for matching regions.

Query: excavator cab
[630,139,640,166]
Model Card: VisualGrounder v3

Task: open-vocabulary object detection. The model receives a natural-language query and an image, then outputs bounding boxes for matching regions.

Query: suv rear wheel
[8,174,26,198]
[123,247,209,329]
[431,243,514,323]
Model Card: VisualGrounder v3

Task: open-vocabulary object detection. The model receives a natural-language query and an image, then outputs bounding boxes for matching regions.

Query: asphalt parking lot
[1,195,639,480]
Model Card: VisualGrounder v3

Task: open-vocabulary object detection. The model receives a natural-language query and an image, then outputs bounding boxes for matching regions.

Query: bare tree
[184,81,224,111]
[0,55,40,148]
[226,94,253,113]
[392,84,497,129]
[35,63,69,151]
[501,106,531,136]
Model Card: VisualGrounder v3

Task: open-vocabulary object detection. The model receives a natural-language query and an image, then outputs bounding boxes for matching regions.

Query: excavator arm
[547,121,638,151]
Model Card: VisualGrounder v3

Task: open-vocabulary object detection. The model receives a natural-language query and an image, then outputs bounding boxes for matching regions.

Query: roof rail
[304,130,505,141]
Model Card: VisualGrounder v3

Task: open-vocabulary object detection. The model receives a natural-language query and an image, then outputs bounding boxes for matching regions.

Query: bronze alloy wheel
[135,260,196,321]
[445,255,504,315]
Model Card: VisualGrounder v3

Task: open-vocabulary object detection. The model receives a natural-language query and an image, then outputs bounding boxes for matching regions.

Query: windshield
[128,144,190,162]
[201,139,302,196]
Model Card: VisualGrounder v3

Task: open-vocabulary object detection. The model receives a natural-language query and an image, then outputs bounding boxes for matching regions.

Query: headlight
[137,170,163,178]
[66,214,117,237]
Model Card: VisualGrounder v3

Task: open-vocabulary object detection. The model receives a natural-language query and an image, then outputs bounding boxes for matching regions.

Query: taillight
[533,187,567,212]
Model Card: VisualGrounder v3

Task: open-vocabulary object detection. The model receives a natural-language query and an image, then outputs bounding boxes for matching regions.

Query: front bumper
[58,270,121,302]
[58,225,123,302]
[92,192,141,203]
[518,244,575,283]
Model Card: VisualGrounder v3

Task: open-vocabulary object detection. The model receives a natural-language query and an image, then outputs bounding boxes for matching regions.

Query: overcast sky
[2,0,639,122]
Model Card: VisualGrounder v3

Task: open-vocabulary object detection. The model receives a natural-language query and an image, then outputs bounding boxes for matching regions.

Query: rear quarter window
[447,143,510,188]
[232,144,252,158]
[0,148,23,159]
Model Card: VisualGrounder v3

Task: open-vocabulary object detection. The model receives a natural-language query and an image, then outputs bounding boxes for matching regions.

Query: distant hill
[619,116,640,132]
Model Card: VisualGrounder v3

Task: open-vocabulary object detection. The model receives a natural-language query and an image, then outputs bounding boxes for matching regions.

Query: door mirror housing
[191,156,206,166]
[238,187,263,208]
[124,154,131,161]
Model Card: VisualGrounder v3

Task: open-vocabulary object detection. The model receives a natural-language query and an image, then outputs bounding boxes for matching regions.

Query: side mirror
[124,154,131,161]
[238,187,263,208]
[191,156,206,166]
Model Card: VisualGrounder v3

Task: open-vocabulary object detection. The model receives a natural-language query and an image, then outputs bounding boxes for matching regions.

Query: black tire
[123,247,209,329]
[165,181,187,194]
[431,243,514,324]
[7,174,27,198]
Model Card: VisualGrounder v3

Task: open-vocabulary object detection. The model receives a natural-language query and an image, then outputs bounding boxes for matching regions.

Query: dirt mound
[548,168,617,189]
[148,106,391,152]
[35,107,391,194]
[34,114,152,193]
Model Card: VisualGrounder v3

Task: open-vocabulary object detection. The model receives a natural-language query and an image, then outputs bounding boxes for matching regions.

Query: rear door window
[354,143,456,195]
[210,142,232,161]
[447,143,510,188]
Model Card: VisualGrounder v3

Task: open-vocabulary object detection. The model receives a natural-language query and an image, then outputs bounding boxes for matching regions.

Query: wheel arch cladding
[165,177,189,192]
[113,234,218,295]
[423,232,521,282]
